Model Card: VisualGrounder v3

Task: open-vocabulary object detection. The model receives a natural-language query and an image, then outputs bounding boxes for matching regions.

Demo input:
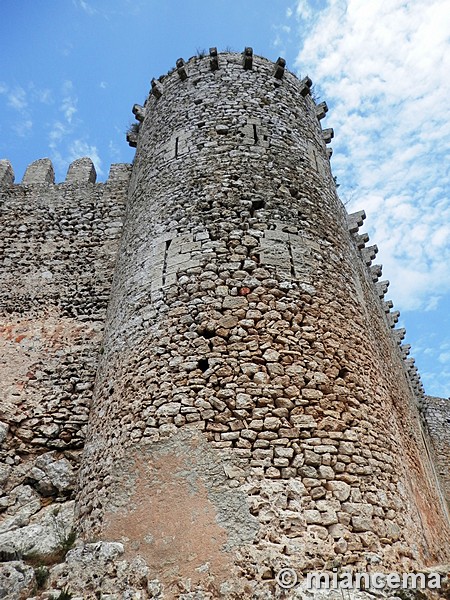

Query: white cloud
[7,86,27,110]
[439,352,450,365]
[293,0,450,313]
[13,120,33,137]
[73,0,97,15]
[295,0,314,22]
[61,80,78,124]
[49,121,70,148]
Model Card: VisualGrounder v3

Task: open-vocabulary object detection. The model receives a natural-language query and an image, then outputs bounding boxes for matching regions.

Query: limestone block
[290,415,317,429]
[222,295,248,310]
[31,452,76,494]
[0,561,35,600]
[304,450,322,466]
[0,501,74,560]
[327,480,351,501]
[352,515,373,532]
[304,509,322,524]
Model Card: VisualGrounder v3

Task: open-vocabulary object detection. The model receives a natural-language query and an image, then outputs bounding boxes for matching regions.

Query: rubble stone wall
[73,52,450,596]
[0,159,129,555]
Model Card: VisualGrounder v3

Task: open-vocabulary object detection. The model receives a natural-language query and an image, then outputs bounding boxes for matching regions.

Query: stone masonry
[0,50,449,599]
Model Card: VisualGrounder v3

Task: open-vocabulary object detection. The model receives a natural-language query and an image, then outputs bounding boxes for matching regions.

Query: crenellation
[353,232,369,249]
[0,158,128,569]
[243,46,253,70]
[299,75,313,96]
[151,77,163,98]
[392,327,406,343]
[375,279,390,298]
[273,56,286,79]
[400,343,411,357]
[347,209,366,233]
[361,243,378,265]
[21,157,55,184]
[0,159,14,185]
[65,157,97,184]
[132,103,146,122]
[387,309,400,327]
[383,299,394,312]
[209,46,219,71]
[405,358,416,370]
[107,162,132,182]
[176,57,188,80]
[315,100,328,120]
[322,127,334,143]
[369,263,382,280]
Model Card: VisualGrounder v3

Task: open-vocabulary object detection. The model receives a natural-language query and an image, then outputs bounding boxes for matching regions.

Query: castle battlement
[0,157,131,186]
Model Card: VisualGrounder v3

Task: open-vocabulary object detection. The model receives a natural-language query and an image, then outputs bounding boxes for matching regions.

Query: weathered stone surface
[327,480,351,501]
[0,501,74,559]
[0,561,35,600]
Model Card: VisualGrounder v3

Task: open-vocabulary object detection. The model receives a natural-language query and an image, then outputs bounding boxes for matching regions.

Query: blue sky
[1,0,449,398]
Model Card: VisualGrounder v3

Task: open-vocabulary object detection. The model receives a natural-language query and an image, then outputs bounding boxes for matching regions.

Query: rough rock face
[0,51,449,599]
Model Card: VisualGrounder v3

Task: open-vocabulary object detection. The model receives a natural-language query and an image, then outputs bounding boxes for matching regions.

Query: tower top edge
[146,47,313,101]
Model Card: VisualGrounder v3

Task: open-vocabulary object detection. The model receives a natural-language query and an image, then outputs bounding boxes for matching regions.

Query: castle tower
[74,50,450,595]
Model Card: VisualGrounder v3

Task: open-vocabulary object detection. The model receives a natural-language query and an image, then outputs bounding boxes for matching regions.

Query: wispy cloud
[292,0,450,313]
[73,0,97,15]
[7,86,27,110]
[0,82,55,141]
[32,86,53,105]
[43,79,104,178]
[13,120,33,138]
[61,80,78,124]
[49,121,70,149]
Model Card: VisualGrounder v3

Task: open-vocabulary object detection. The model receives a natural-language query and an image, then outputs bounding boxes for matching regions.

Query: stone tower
[0,49,449,599]
[73,49,450,593]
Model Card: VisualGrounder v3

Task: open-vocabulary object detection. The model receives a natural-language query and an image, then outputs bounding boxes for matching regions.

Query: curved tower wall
[76,52,450,589]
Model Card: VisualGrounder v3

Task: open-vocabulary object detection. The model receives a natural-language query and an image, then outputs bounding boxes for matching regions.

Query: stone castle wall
[0,50,448,599]
[0,158,128,565]
[72,51,449,595]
